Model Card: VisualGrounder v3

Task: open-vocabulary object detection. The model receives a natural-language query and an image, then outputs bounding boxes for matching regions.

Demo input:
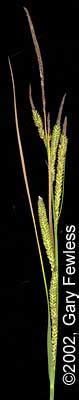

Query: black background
[0,1,79,399]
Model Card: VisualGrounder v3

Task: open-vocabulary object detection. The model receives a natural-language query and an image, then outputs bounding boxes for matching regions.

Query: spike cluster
[54,131,68,224]
[38,196,55,273]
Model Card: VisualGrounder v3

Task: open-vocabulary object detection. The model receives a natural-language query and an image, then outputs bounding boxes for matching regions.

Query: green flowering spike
[32,109,44,139]
[29,83,44,139]
[50,123,61,183]
[38,196,55,272]
[54,125,68,225]
[50,93,67,184]
[29,84,47,147]
[32,108,47,147]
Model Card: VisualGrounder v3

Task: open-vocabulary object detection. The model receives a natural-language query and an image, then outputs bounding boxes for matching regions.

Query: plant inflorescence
[8,7,68,400]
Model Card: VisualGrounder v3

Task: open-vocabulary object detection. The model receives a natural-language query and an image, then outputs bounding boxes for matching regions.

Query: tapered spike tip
[29,83,35,111]
[56,93,66,125]
[62,116,67,135]
[38,195,42,201]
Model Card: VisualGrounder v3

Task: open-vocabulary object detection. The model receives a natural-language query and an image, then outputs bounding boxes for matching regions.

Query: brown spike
[24,7,47,134]
[24,7,44,78]
[56,93,66,125]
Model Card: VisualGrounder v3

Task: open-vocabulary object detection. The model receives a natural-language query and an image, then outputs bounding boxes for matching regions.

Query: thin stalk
[48,138,53,243]
[47,113,54,245]
[8,57,49,308]
[54,223,59,323]
[54,224,59,393]
[51,190,59,400]
[52,189,59,317]
[58,158,66,220]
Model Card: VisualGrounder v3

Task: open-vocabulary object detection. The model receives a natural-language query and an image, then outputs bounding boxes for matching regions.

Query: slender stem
[48,138,53,243]
[8,57,49,308]
[54,224,59,317]
[54,224,59,389]
[51,189,59,399]
[50,385,54,400]
[58,158,66,221]
[47,114,54,245]
[52,188,59,318]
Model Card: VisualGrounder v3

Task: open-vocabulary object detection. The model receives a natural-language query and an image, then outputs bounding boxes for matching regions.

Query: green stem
[50,385,54,400]
[51,190,59,400]
[58,158,66,221]
[47,134,54,245]
[54,223,59,336]
[55,227,59,391]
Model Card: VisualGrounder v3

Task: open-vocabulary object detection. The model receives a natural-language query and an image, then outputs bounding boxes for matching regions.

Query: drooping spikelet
[38,196,55,272]
[54,129,68,224]
[50,123,61,183]
[49,270,58,367]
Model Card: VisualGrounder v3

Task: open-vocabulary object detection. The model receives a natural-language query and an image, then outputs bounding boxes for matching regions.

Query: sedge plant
[8,7,68,400]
